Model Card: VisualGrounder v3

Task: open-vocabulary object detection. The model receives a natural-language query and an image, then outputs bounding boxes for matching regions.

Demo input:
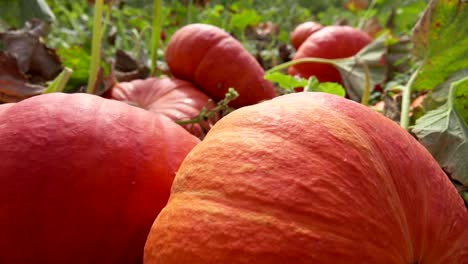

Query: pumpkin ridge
[320,106,416,258]
[203,97,416,258]
[171,130,411,261]
[149,79,183,102]
[212,101,415,245]
[193,37,230,86]
[168,192,404,263]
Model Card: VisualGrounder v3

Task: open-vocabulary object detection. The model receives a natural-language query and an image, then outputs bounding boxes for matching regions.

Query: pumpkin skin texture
[0,93,199,264]
[111,77,216,138]
[165,23,277,108]
[290,21,324,50]
[144,92,468,264]
[288,26,372,84]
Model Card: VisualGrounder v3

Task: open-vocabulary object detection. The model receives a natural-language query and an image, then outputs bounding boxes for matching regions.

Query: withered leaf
[0,19,62,82]
[0,53,46,103]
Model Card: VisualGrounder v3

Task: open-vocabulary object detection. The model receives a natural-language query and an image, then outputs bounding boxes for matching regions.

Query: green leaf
[19,0,55,23]
[304,76,320,92]
[264,71,308,91]
[56,46,91,92]
[431,70,468,103]
[316,82,346,97]
[0,0,55,28]
[304,77,346,97]
[412,77,468,186]
[230,9,261,32]
[199,5,225,28]
[264,72,346,97]
[333,33,388,101]
[411,0,468,91]
[44,67,73,94]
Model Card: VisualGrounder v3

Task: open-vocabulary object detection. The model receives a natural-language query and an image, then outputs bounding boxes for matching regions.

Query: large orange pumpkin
[144,92,468,263]
[0,93,199,264]
[165,23,277,108]
[111,77,216,138]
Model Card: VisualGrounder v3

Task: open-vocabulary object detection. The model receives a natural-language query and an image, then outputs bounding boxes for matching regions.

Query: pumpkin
[111,77,216,138]
[165,23,277,108]
[290,21,324,50]
[144,92,468,264]
[288,26,372,84]
[0,93,199,264]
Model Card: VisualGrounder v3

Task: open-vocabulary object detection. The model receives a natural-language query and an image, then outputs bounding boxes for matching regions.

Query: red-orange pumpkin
[290,21,324,50]
[144,92,468,264]
[165,23,277,108]
[288,26,372,84]
[111,77,216,138]
[0,93,199,264]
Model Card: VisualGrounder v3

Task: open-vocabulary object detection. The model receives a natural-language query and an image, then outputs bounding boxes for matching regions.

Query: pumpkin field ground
[0,0,467,263]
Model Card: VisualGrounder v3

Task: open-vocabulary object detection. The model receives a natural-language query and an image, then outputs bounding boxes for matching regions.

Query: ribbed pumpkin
[165,23,277,108]
[290,21,324,50]
[144,92,468,264]
[288,26,372,84]
[111,77,216,138]
[0,93,199,264]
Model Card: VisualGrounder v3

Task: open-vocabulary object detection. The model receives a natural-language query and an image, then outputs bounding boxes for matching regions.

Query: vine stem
[45,67,73,93]
[86,0,104,94]
[176,88,239,125]
[400,65,421,130]
[265,57,348,74]
[187,0,193,24]
[360,62,371,106]
[357,0,378,29]
[150,0,163,76]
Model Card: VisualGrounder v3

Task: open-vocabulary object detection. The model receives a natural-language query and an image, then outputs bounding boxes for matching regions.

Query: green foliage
[412,77,468,186]
[333,33,388,101]
[412,0,468,91]
[56,46,92,92]
[264,72,346,97]
[315,82,347,97]
[264,72,308,91]
[0,0,55,29]
[230,9,261,35]
[44,68,73,93]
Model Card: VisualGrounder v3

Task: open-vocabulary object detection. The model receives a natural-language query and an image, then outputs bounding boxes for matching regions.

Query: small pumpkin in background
[290,21,324,50]
[165,23,277,108]
[0,93,199,264]
[144,92,467,264]
[111,77,216,138]
[288,26,372,84]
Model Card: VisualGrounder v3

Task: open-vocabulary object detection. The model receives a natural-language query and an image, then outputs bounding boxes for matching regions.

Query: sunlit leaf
[412,0,468,91]
[316,82,346,97]
[56,46,91,92]
[265,72,346,97]
[264,71,308,91]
